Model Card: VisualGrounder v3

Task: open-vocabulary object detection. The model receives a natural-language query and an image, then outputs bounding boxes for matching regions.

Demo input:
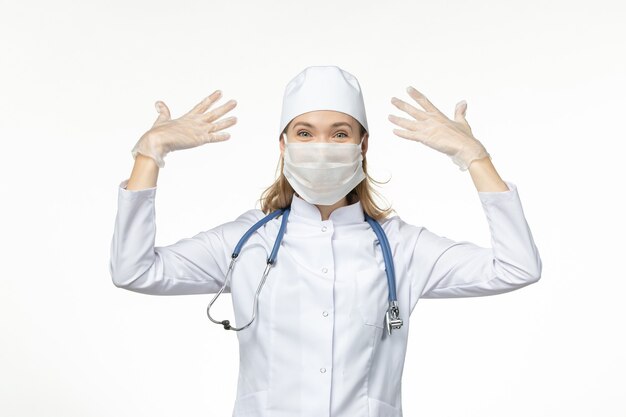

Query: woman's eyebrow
[293,121,353,130]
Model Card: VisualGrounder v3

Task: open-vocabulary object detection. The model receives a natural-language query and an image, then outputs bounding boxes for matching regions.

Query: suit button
[320,368,326,373]
[322,311,329,317]
[321,226,327,232]
[322,267,328,274]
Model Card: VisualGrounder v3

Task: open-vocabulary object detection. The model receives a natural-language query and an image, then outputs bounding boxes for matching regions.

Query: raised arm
[109,90,239,295]
[387,86,541,313]
[109,176,236,295]
[405,180,542,314]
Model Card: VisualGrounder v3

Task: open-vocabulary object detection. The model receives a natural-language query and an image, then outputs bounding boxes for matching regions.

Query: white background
[1,0,624,416]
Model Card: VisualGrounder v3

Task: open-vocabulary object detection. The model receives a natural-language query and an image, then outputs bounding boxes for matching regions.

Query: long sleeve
[406,180,542,309]
[109,178,237,295]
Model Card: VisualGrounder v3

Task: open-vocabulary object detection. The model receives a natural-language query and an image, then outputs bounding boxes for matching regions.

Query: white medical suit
[109,178,542,417]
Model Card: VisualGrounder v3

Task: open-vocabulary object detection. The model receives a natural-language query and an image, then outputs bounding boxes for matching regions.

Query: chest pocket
[354,264,389,329]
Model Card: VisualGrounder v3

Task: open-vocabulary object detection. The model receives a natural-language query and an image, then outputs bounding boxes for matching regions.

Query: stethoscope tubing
[207,206,403,335]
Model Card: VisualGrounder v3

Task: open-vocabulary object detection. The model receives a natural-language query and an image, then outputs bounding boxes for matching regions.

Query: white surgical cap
[278,65,369,139]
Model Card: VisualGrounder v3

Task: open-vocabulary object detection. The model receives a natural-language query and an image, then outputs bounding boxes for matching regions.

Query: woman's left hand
[388,86,491,171]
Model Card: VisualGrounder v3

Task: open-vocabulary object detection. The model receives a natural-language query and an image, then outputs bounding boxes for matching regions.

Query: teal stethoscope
[206,205,404,336]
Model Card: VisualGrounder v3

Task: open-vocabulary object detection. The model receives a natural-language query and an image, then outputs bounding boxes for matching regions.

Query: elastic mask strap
[358,134,366,151]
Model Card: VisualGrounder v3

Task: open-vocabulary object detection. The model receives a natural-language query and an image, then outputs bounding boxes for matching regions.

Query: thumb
[454,100,474,135]
[153,100,171,124]
[454,100,470,126]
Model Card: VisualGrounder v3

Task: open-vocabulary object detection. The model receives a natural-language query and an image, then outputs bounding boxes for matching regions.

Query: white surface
[0,0,623,416]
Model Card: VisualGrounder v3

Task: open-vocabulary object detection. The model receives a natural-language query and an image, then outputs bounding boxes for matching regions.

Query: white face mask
[282,132,366,205]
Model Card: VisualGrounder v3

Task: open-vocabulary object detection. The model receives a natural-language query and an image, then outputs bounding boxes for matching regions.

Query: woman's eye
[295,131,349,140]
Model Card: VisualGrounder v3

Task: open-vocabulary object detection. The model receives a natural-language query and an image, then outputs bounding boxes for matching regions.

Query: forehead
[291,110,357,128]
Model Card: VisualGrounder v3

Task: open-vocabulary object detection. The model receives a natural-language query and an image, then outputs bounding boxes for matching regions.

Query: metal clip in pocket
[385,300,403,336]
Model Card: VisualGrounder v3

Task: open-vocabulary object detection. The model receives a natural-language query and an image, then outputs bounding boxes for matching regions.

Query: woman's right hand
[131,90,238,168]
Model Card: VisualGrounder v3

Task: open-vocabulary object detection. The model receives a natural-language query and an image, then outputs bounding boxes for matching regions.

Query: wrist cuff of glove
[131,147,166,169]
[452,151,491,171]
[131,135,167,169]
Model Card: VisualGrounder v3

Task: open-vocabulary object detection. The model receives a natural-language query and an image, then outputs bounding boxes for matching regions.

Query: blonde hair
[256,123,396,222]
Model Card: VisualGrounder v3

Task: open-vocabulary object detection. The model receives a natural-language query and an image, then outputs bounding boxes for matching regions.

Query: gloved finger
[207,116,237,134]
[390,97,428,121]
[406,86,447,119]
[185,90,223,116]
[454,100,471,130]
[208,131,231,143]
[392,127,426,143]
[455,100,467,116]
[201,99,238,123]
[388,113,422,131]
[152,101,171,126]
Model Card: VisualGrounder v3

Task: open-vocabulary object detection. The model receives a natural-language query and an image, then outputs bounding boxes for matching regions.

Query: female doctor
[109,65,542,417]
